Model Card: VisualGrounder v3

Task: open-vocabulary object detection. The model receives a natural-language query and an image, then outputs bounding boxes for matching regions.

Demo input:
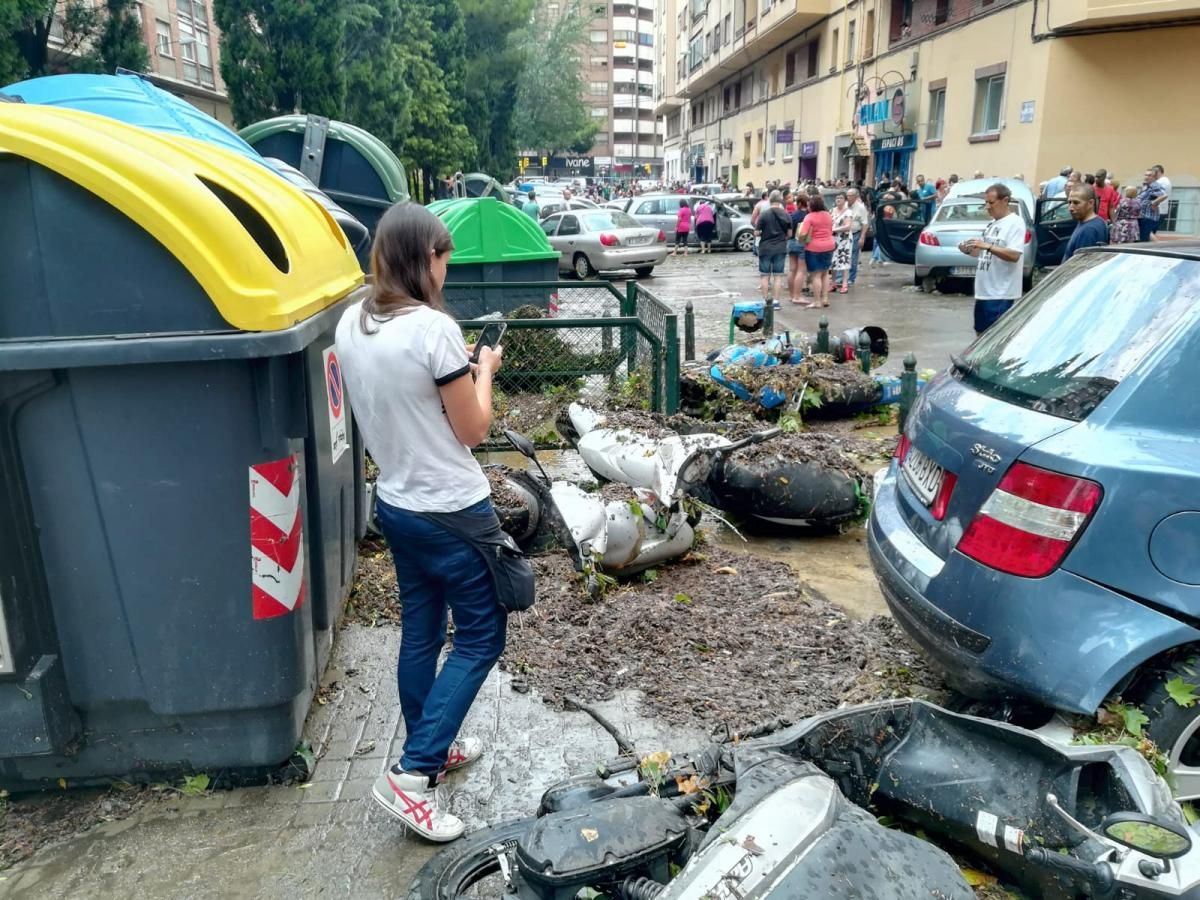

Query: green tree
[0,0,146,85]
[513,0,596,155]
[460,0,535,177]
[343,0,411,156]
[396,0,474,200]
[79,0,149,75]
[213,0,348,127]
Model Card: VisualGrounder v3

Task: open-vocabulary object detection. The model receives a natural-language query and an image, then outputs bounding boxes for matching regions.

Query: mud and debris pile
[502,546,947,732]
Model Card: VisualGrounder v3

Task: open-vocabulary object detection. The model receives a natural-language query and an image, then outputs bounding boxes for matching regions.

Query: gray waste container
[0,103,367,788]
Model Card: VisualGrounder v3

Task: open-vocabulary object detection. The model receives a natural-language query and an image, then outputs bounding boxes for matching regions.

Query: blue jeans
[849,237,862,283]
[871,241,883,263]
[376,497,507,775]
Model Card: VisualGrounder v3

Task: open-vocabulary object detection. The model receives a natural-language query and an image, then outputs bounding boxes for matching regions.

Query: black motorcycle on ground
[409,700,1199,899]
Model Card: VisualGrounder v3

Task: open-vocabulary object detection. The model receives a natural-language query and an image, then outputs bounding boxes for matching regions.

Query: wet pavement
[0,258,963,898]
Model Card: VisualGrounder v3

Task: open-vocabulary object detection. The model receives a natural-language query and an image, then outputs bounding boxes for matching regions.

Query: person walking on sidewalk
[961,183,1025,334]
[846,188,870,286]
[797,194,835,309]
[830,193,854,294]
[756,190,792,310]
[336,203,508,843]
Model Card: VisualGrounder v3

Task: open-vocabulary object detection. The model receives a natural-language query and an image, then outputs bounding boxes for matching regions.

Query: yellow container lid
[0,104,363,332]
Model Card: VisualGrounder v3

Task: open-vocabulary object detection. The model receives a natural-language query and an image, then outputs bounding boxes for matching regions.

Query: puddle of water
[475,448,888,620]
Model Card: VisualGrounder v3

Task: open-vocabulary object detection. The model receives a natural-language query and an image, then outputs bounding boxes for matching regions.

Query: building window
[972,73,1004,135]
[784,49,796,86]
[590,55,607,67]
[713,21,721,47]
[743,133,752,167]
[782,120,794,159]
[830,28,839,72]
[767,125,776,160]
[755,129,764,162]
[807,40,819,77]
[723,13,731,44]
[846,19,855,65]
[928,87,946,141]
[592,3,608,15]
[934,0,949,24]
[590,29,608,42]
[864,9,875,57]
[156,20,172,56]
[591,107,609,118]
[588,82,610,95]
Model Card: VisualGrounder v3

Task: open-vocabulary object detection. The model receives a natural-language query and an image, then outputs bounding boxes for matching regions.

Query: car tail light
[930,472,957,521]
[1024,229,1032,244]
[919,231,940,246]
[657,230,667,242]
[894,434,911,463]
[957,462,1102,578]
[599,233,620,246]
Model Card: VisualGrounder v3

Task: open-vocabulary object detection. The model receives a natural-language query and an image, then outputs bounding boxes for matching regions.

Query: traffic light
[541,156,548,167]
[644,163,652,174]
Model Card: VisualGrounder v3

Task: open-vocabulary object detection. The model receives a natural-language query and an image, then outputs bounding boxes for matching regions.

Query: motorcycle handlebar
[1023,846,1115,893]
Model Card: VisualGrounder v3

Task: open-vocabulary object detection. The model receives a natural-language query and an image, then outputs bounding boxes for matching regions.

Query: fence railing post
[858,331,872,374]
[664,314,680,414]
[763,299,774,337]
[899,352,918,433]
[623,281,638,374]
[817,315,829,354]
[684,301,695,361]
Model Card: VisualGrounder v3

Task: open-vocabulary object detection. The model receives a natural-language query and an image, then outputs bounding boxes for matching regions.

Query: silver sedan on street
[540,209,668,279]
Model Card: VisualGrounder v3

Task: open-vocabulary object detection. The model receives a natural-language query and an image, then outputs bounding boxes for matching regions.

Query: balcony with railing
[1045,0,1200,29]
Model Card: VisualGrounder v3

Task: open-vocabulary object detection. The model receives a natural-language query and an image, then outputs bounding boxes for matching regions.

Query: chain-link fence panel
[454,283,668,448]
[629,283,679,416]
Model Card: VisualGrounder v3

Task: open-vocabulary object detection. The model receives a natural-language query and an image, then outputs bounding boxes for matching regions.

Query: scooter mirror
[1100,812,1193,860]
[504,429,537,460]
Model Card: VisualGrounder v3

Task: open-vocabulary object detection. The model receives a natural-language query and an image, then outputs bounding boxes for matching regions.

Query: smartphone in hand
[470,322,507,364]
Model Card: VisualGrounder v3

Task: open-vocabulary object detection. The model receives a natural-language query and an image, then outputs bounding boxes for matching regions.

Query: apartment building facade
[582,0,664,176]
[656,0,1200,191]
[47,0,231,123]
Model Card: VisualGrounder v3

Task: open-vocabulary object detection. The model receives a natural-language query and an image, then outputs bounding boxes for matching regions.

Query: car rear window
[956,252,1200,421]
[934,202,991,223]
[584,211,638,230]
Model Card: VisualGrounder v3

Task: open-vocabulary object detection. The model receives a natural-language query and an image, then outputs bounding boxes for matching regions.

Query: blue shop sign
[871,133,916,152]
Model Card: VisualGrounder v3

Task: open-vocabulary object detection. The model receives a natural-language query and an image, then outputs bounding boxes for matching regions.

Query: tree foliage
[0,0,148,86]
[513,0,597,155]
[460,0,535,177]
[343,0,411,154]
[213,0,348,126]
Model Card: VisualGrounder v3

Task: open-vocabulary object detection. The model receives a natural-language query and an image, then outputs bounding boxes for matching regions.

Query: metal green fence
[451,281,680,448]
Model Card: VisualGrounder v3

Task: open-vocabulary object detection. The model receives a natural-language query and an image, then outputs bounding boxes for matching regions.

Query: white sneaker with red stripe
[371,769,465,842]
[442,737,483,773]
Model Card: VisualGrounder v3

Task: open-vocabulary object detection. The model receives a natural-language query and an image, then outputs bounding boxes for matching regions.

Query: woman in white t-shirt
[335,203,505,843]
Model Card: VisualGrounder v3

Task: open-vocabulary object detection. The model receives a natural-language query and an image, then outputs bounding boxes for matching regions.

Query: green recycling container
[239,113,409,237]
[428,197,561,318]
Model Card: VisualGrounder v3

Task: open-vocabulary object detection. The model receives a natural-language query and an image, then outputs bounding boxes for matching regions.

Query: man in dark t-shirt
[1062,185,1109,263]
[756,190,793,310]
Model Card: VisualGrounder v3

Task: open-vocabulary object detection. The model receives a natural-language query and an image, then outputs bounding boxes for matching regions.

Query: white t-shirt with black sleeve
[335,302,490,513]
[974,212,1026,301]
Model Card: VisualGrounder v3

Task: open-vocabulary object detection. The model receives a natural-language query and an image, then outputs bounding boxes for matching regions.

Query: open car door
[714,202,734,244]
[871,198,925,265]
[1034,197,1077,267]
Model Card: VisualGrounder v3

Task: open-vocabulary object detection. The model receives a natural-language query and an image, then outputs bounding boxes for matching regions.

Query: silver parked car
[913,178,1038,292]
[540,209,668,279]
[537,197,598,218]
[610,193,756,252]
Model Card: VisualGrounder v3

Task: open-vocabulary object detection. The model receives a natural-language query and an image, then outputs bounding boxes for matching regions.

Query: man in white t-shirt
[1152,163,1172,233]
[961,183,1025,334]
[846,188,870,285]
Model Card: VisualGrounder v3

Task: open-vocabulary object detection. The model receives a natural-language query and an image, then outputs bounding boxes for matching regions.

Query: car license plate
[901,446,944,506]
[950,266,976,277]
[628,235,652,246]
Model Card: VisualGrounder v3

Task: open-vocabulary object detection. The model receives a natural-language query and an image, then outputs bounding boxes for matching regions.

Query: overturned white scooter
[496,426,778,594]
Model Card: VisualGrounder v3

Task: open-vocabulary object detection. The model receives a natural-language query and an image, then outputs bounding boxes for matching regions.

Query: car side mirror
[1100,812,1193,860]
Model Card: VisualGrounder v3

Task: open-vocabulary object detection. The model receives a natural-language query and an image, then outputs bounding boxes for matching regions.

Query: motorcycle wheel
[406,819,535,900]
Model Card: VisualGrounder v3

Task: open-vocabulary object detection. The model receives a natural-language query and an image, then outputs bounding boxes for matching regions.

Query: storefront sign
[800,141,818,159]
[776,127,794,144]
[860,87,906,126]
[871,133,916,152]
[1020,101,1035,124]
[550,156,595,175]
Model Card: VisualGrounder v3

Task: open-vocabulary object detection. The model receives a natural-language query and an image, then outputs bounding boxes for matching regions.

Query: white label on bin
[249,455,306,620]
[323,346,349,465]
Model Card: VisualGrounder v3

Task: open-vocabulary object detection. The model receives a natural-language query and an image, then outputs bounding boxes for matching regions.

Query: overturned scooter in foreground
[409,699,1200,899]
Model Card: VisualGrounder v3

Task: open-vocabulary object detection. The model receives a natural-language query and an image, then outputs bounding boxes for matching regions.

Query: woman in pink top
[797,195,836,308]
[672,200,693,256]
[694,201,717,254]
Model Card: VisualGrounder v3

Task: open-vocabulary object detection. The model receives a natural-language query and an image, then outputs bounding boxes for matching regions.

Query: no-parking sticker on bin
[323,346,349,464]
[249,454,306,620]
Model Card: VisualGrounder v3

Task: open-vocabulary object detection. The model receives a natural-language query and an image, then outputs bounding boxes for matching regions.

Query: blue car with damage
[868,242,1200,798]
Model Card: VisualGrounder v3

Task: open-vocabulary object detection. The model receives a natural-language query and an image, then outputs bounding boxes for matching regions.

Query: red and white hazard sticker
[249,454,305,620]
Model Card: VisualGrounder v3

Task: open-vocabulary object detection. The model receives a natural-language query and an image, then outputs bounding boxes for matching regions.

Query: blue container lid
[2,73,260,163]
